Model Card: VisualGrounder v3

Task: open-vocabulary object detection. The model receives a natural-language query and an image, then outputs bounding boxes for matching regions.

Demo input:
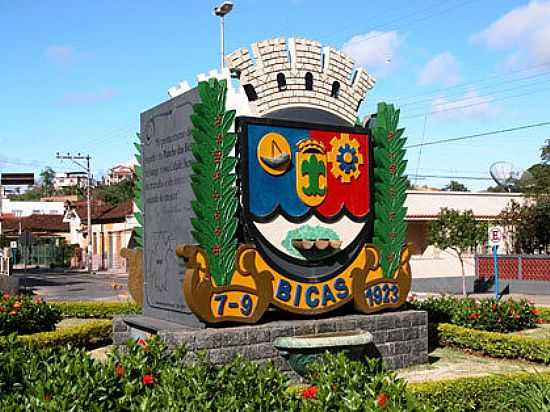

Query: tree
[428,208,488,296]
[9,186,42,201]
[93,178,134,204]
[443,180,469,192]
[499,197,550,254]
[39,166,56,196]
[525,163,550,195]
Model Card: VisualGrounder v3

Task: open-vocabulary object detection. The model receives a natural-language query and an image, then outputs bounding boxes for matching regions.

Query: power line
[405,121,550,149]
[402,84,550,120]
[355,0,476,45]
[408,174,492,181]
[377,60,550,105]
[397,68,550,110]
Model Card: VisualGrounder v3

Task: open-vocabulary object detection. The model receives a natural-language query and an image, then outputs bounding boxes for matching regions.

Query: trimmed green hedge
[50,301,141,319]
[538,307,550,323]
[0,319,112,350]
[438,322,550,363]
[411,371,550,411]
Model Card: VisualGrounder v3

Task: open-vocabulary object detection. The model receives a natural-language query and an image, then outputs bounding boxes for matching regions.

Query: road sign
[488,225,504,247]
[0,173,34,186]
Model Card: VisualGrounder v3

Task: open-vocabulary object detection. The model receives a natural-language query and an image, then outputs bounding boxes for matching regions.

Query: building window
[305,72,313,90]
[243,84,258,101]
[331,81,340,98]
[277,73,287,91]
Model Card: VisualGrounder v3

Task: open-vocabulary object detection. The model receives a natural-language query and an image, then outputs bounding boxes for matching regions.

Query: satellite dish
[489,161,533,192]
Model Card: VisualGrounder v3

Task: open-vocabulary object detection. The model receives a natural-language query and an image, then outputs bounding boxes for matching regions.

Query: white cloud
[342,31,402,69]
[418,52,460,86]
[60,88,116,105]
[471,1,550,66]
[431,88,496,120]
[46,45,75,64]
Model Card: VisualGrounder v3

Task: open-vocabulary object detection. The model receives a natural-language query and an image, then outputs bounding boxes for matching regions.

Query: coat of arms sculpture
[130,37,411,325]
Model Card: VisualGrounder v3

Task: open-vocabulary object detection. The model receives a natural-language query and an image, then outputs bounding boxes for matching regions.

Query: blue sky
[1,0,549,190]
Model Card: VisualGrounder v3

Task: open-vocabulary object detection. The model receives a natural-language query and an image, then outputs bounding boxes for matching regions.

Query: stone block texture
[114,310,428,371]
[225,37,376,125]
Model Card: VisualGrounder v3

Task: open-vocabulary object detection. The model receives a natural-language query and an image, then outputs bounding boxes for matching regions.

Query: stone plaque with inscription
[140,87,204,327]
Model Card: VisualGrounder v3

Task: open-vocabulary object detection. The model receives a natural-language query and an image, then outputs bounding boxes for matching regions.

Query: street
[14,270,129,301]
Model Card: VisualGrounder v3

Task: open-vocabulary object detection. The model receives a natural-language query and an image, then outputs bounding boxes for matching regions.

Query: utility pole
[56,152,93,274]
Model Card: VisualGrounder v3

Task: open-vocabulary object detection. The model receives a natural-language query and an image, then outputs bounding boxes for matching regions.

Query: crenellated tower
[225,37,376,125]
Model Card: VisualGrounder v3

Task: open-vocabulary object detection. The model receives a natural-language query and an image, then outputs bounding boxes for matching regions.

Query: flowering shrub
[0,337,426,411]
[409,296,538,333]
[0,293,61,335]
[304,352,421,411]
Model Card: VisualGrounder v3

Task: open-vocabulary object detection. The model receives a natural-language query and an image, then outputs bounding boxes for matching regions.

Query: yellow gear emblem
[328,133,363,183]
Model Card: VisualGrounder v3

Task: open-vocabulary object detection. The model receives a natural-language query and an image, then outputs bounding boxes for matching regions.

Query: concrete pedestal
[113,310,428,371]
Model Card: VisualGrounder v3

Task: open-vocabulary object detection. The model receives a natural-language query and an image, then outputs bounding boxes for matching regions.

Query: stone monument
[116,37,428,370]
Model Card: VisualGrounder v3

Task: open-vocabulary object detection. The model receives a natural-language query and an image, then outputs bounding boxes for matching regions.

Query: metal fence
[476,254,550,281]
[17,243,65,268]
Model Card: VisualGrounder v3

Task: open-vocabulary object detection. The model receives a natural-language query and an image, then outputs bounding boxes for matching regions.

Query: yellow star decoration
[328,133,363,183]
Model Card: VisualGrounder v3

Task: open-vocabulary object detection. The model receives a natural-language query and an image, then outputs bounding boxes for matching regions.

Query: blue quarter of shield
[247,124,309,219]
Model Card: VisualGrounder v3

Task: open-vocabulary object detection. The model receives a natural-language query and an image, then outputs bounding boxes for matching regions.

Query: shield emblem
[238,116,372,281]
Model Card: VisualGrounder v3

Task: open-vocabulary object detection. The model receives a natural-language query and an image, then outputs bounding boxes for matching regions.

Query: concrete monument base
[113,310,428,371]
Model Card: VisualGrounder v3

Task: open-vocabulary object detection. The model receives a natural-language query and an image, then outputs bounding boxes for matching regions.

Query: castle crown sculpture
[225,37,376,124]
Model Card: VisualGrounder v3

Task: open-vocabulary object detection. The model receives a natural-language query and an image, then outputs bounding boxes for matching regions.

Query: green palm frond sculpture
[372,103,408,278]
[190,78,238,286]
[133,133,143,249]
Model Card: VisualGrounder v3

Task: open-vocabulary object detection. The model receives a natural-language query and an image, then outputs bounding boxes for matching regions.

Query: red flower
[9,311,17,316]
[407,294,417,302]
[2,293,9,300]
[136,337,148,348]
[142,374,154,385]
[376,393,389,408]
[115,364,125,378]
[303,385,317,399]
[531,309,540,316]
[491,304,497,311]
[468,313,480,320]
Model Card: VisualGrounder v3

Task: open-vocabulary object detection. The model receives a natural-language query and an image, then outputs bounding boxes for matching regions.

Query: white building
[0,199,65,217]
[103,165,133,186]
[53,172,87,189]
[405,190,525,294]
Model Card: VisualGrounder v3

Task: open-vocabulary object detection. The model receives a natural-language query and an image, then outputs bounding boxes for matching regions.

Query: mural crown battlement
[225,37,376,124]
